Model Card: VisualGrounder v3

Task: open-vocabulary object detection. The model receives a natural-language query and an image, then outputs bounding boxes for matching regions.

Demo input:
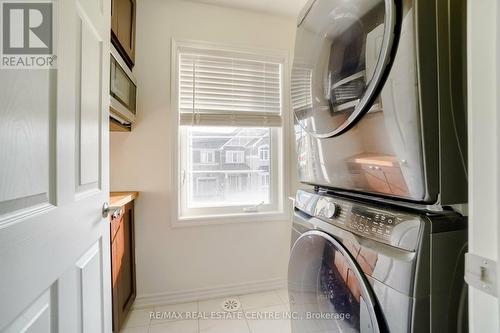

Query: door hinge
[465,253,498,297]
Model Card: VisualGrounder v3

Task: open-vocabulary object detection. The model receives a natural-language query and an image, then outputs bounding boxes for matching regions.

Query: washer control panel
[295,190,421,250]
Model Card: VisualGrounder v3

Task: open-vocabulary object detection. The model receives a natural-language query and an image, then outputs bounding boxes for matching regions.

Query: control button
[325,202,340,219]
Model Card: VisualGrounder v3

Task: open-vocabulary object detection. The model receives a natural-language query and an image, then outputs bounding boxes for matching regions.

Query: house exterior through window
[187,127,271,207]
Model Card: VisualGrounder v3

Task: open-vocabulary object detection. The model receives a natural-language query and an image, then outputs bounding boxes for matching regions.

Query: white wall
[110,0,297,304]
[467,0,500,331]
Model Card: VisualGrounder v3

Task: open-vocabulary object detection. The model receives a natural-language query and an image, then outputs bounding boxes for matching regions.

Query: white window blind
[179,52,283,127]
[290,66,313,113]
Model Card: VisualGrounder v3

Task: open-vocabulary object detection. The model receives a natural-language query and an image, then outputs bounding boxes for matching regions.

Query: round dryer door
[288,230,384,333]
[292,0,400,138]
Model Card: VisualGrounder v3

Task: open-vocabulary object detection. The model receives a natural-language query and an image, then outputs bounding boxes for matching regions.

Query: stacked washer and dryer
[288,0,468,332]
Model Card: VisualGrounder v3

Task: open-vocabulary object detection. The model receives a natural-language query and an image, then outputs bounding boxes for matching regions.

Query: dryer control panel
[295,190,422,251]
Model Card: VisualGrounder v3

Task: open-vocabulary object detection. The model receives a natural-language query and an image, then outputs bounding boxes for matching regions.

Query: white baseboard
[133,278,287,309]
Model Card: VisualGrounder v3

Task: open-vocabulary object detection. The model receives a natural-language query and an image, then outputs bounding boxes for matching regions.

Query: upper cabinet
[111,0,136,68]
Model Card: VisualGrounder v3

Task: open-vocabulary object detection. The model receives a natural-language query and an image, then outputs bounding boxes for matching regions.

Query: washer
[288,190,468,333]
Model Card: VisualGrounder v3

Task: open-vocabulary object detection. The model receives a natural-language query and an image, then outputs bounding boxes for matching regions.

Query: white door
[0,0,112,332]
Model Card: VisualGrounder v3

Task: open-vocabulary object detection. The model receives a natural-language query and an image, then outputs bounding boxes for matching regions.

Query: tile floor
[120,289,291,333]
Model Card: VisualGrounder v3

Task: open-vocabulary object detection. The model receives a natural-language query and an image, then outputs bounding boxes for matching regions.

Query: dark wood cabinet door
[118,203,135,314]
[111,0,118,36]
[111,0,136,67]
[110,201,136,332]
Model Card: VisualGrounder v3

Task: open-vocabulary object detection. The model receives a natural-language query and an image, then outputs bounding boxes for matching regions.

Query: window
[259,145,269,161]
[260,173,270,187]
[175,41,286,222]
[225,151,245,164]
[199,150,215,164]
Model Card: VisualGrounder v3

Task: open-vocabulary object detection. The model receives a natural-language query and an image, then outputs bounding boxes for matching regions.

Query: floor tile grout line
[238,296,253,333]
[273,289,288,306]
[243,311,253,333]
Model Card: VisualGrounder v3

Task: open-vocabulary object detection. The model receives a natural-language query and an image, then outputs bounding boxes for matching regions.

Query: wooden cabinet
[111,0,136,67]
[110,192,138,332]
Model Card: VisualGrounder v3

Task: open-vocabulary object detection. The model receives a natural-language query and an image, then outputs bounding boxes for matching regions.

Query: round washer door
[293,0,400,138]
[288,230,383,333]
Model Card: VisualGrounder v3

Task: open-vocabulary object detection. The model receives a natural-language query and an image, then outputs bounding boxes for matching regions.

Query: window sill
[172,211,290,228]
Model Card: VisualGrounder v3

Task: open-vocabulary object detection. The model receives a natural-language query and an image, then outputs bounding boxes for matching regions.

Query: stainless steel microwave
[110,45,137,125]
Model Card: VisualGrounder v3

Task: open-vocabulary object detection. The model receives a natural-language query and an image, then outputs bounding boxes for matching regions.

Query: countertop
[110,191,139,207]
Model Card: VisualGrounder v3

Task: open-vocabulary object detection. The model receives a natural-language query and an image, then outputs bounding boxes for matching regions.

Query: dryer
[292,0,467,206]
[288,190,468,333]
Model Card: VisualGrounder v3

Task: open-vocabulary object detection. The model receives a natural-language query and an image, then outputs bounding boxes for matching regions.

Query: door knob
[102,202,121,219]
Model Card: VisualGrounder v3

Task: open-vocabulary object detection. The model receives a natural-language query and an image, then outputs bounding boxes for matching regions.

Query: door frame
[467,0,500,331]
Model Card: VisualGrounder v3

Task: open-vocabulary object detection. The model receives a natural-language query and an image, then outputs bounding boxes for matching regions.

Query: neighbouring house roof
[191,137,228,149]
[191,128,270,150]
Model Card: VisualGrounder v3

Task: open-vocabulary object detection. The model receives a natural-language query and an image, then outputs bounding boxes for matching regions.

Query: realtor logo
[1,1,56,68]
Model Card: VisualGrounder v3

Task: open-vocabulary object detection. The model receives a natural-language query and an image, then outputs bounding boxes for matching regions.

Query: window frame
[171,39,291,227]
